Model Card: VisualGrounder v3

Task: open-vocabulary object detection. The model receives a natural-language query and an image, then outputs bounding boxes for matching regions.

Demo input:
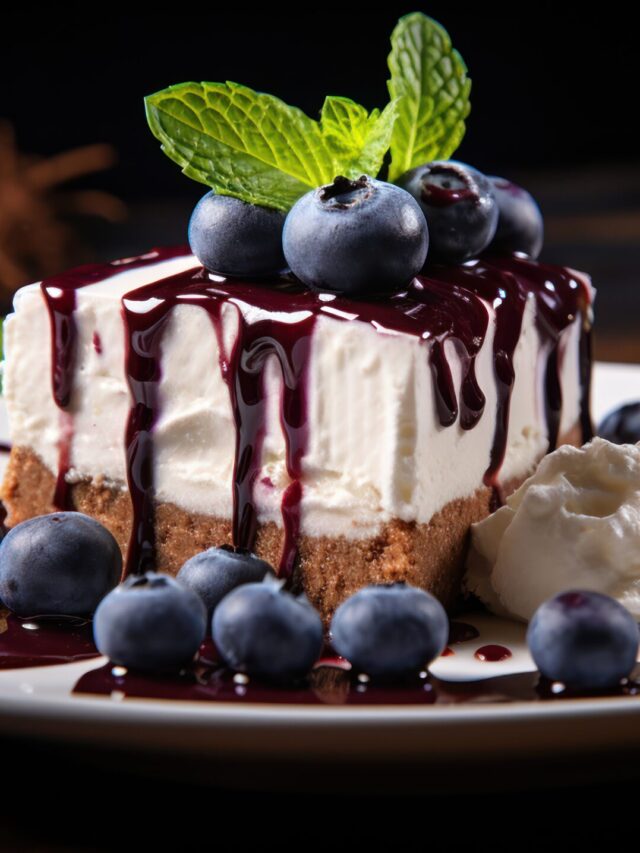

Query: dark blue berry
[212,581,323,680]
[188,192,286,277]
[396,160,498,264]
[487,177,543,258]
[282,175,428,295]
[527,590,639,689]
[93,572,207,672]
[598,402,640,445]
[0,512,121,616]
[330,582,449,677]
[177,545,275,617]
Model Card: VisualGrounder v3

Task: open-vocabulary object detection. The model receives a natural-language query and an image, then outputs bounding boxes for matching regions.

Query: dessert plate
[0,362,638,774]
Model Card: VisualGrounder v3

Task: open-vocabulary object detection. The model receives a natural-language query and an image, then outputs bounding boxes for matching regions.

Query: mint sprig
[145,82,395,212]
[145,12,471,209]
[387,12,471,182]
[320,96,398,179]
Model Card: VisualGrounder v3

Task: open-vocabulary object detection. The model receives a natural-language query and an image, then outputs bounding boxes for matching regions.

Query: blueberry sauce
[0,608,98,669]
[120,268,314,576]
[37,247,593,578]
[474,644,513,662]
[40,246,192,511]
[72,646,640,706]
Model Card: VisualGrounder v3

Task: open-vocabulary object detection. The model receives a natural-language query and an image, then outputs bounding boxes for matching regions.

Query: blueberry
[212,581,323,680]
[177,545,275,617]
[93,572,207,672]
[598,402,640,445]
[330,582,449,678]
[282,174,428,295]
[188,192,286,277]
[0,512,121,616]
[527,590,639,689]
[396,161,498,264]
[487,176,544,258]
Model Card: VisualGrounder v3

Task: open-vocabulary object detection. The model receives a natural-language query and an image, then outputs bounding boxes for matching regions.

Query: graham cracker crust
[0,429,582,623]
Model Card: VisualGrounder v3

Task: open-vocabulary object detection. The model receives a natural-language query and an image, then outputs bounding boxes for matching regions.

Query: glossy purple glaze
[0,609,98,669]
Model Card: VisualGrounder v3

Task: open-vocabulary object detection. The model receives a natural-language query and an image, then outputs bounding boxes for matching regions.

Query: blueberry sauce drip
[0,608,98,669]
[432,256,592,488]
[40,246,192,511]
[39,247,592,577]
[121,269,314,576]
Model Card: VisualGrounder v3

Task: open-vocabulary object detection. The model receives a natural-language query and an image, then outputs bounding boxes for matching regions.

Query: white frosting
[465,437,640,621]
[3,252,585,539]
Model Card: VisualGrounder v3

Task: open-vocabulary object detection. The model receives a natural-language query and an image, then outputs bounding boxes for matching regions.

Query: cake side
[0,248,593,620]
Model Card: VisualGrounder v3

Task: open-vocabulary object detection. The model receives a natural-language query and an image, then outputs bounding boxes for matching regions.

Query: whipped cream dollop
[465,437,640,622]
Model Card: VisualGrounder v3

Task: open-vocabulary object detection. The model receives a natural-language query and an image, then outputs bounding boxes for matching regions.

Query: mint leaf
[320,96,399,178]
[387,12,471,182]
[145,82,398,212]
[145,81,337,212]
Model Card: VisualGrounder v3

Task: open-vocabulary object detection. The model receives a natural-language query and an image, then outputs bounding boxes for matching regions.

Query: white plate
[0,362,639,769]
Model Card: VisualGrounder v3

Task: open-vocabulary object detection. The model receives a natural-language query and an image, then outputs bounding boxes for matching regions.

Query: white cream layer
[3,253,585,539]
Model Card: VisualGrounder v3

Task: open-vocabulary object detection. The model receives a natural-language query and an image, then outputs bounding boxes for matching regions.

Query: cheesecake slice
[0,247,593,621]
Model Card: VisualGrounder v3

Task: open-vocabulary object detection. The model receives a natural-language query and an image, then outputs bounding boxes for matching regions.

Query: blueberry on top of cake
[0,12,593,623]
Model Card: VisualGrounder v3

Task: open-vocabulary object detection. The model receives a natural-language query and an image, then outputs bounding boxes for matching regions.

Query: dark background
[3,5,637,189]
[2,5,639,359]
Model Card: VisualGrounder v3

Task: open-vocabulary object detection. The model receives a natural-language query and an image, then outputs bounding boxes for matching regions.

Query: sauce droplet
[474,644,512,662]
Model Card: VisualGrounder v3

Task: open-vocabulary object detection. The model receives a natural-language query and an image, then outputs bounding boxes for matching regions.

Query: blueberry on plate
[0,512,121,616]
[93,572,207,672]
[598,402,640,445]
[330,582,449,678]
[282,174,428,295]
[486,176,544,258]
[188,191,286,277]
[396,160,498,264]
[527,590,639,689]
[177,545,275,616]
[212,580,323,681]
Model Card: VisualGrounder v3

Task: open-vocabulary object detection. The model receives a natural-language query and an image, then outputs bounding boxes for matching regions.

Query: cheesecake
[0,247,593,621]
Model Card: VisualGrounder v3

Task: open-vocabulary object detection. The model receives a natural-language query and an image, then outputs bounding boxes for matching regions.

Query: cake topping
[397,160,499,263]
[465,438,640,622]
[281,174,428,295]
[144,13,469,214]
[188,192,286,278]
[527,590,639,690]
[487,177,544,258]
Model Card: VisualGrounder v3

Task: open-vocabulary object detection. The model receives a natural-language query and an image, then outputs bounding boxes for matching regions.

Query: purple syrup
[40,246,192,512]
[92,331,103,355]
[120,270,315,576]
[0,609,98,669]
[39,247,593,577]
[474,644,513,662]
[72,655,640,706]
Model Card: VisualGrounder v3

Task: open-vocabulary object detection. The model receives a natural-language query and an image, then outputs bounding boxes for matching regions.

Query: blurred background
[2,5,638,360]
